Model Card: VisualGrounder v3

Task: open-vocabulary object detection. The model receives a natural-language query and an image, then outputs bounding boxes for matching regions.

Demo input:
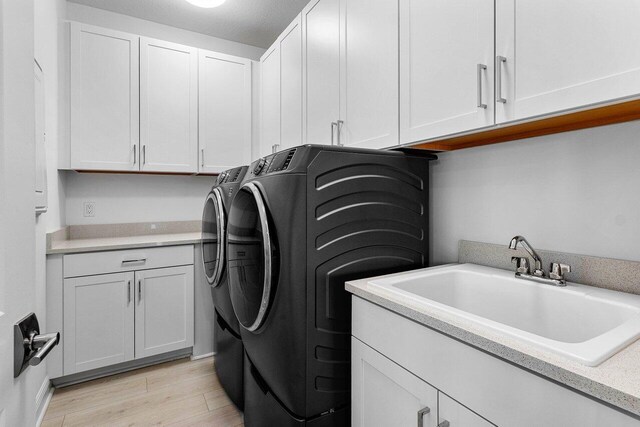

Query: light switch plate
[83,202,95,217]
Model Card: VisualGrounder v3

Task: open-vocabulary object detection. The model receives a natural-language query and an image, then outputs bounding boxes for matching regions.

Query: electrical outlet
[83,202,96,217]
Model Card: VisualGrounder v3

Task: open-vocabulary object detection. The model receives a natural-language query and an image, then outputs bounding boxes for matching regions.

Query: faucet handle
[511,256,530,274]
[549,262,571,280]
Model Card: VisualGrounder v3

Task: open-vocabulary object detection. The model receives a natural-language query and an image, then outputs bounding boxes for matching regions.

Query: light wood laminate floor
[41,357,243,427]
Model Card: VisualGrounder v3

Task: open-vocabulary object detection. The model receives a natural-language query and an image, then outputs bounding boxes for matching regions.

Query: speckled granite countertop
[46,221,202,255]
[346,264,640,417]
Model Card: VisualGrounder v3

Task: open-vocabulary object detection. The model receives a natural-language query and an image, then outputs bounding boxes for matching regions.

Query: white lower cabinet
[134,266,194,358]
[64,272,135,374]
[352,297,639,427]
[353,338,492,427]
[62,246,194,376]
[352,338,438,427]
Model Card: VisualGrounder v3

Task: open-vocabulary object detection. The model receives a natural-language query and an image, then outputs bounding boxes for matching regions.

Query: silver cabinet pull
[142,145,147,165]
[127,280,131,304]
[122,258,147,265]
[201,148,205,167]
[438,421,450,427]
[496,56,507,103]
[133,144,137,165]
[272,144,280,154]
[336,120,344,146]
[138,279,142,302]
[417,406,431,427]
[477,64,487,109]
[331,122,337,145]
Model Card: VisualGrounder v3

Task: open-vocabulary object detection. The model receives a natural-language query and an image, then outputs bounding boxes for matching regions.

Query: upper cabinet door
[340,0,399,149]
[199,50,252,174]
[70,23,139,171]
[400,0,494,144]
[279,16,303,150]
[260,45,281,157]
[302,0,341,146]
[496,0,640,123]
[140,38,198,173]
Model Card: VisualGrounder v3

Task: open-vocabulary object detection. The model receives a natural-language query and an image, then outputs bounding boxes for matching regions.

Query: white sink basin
[369,263,640,366]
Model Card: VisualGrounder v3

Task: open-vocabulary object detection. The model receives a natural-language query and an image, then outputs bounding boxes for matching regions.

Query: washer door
[202,188,226,286]
[227,182,276,332]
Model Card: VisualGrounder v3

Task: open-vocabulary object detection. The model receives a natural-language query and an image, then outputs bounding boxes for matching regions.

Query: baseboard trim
[190,351,215,361]
[35,377,53,427]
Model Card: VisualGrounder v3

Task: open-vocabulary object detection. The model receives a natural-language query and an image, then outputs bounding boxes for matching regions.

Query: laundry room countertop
[46,221,202,255]
[346,265,640,417]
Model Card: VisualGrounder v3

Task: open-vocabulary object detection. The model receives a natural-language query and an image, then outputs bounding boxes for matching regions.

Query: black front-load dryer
[201,165,248,410]
[226,145,436,426]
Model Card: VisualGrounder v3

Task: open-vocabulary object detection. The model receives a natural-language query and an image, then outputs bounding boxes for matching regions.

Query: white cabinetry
[70,23,139,171]
[302,0,340,146]
[63,272,135,374]
[279,17,303,151]
[198,50,252,173]
[399,0,495,143]
[260,45,281,157]
[260,16,303,157]
[62,246,194,376]
[140,38,198,173]
[134,266,194,358]
[496,0,640,124]
[339,0,398,149]
[352,338,438,427]
[352,297,639,427]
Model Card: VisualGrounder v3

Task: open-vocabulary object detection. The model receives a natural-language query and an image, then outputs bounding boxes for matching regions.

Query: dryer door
[227,182,276,332]
[202,187,226,286]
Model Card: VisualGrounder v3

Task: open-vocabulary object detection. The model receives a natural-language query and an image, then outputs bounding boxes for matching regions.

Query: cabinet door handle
[127,280,131,304]
[477,64,487,109]
[138,279,142,302]
[417,406,431,427]
[336,120,344,146]
[142,145,147,165]
[272,144,280,154]
[438,421,450,427]
[496,55,507,103]
[330,122,337,145]
[133,144,137,165]
[201,148,205,167]
[122,258,147,265]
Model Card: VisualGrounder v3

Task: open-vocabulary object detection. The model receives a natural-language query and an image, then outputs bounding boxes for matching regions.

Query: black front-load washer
[201,165,248,410]
[226,145,436,425]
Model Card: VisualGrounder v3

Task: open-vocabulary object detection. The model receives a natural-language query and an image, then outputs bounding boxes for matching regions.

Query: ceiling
[67,0,307,49]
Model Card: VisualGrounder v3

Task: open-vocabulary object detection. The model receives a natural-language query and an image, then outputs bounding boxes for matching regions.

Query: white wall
[65,173,214,225]
[430,120,640,265]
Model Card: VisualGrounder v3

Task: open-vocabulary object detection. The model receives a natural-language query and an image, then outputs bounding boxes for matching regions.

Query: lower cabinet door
[352,337,438,427]
[63,272,135,375]
[438,393,495,427]
[134,266,194,358]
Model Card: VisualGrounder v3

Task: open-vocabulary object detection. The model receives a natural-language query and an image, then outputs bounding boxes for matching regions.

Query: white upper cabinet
[302,0,341,147]
[496,0,640,123]
[339,0,399,149]
[198,50,252,173]
[260,45,281,157]
[400,0,495,143]
[70,23,139,171]
[279,16,303,150]
[140,38,198,173]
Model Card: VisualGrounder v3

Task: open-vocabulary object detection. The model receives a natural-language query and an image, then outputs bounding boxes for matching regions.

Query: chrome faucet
[508,235,571,286]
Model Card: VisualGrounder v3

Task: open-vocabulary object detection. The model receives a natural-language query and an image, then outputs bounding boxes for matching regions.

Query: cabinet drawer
[64,245,194,278]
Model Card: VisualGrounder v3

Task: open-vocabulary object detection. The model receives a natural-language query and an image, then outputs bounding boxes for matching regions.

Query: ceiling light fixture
[184,0,226,8]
